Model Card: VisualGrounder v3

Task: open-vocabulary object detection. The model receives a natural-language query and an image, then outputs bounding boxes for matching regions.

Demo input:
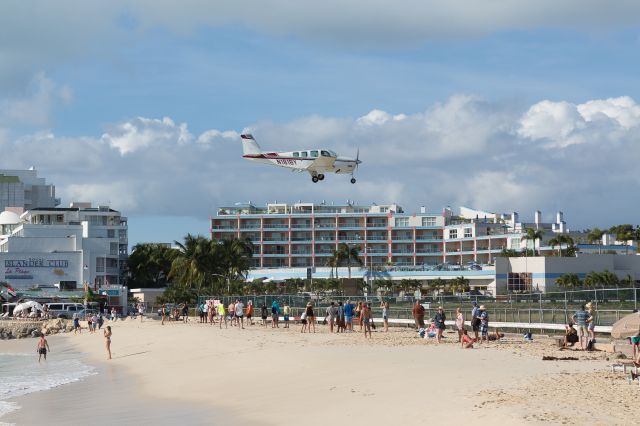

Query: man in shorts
[36,333,50,362]
[283,302,290,328]
[235,299,244,329]
[479,305,489,343]
[572,305,591,350]
[471,301,480,341]
[344,300,354,332]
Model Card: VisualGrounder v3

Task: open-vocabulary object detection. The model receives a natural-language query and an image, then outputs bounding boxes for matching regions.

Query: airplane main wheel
[318,174,325,180]
[350,178,356,184]
[312,176,319,183]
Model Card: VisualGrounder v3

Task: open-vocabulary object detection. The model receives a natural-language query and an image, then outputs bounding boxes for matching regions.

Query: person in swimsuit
[461,329,475,349]
[228,302,235,326]
[37,333,50,362]
[104,326,112,360]
[455,307,465,342]
[362,303,372,338]
[246,300,253,326]
[305,302,315,333]
[161,304,167,325]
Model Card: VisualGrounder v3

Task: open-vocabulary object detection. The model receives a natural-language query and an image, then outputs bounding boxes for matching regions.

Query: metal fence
[181,287,640,329]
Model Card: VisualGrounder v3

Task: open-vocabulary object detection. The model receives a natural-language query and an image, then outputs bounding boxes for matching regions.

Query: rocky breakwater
[0,319,74,339]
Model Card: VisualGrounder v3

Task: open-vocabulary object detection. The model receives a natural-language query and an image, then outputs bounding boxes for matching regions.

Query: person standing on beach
[362,303,372,338]
[73,312,81,334]
[305,302,316,333]
[434,306,446,344]
[381,301,389,332]
[471,301,480,341]
[572,304,590,350]
[455,308,464,342]
[337,302,345,333]
[111,307,117,321]
[478,305,489,343]
[412,300,425,330]
[104,326,112,360]
[235,299,245,330]
[161,304,167,325]
[138,303,144,323]
[228,301,236,327]
[182,303,189,323]
[326,302,338,333]
[355,302,363,332]
[37,333,50,362]
[586,302,596,343]
[218,302,227,329]
[260,304,268,327]
[300,309,308,333]
[283,302,290,328]
[344,300,354,332]
[246,300,253,326]
[271,300,280,328]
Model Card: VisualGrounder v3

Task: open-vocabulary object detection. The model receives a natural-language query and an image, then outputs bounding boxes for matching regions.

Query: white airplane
[240,134,362,183]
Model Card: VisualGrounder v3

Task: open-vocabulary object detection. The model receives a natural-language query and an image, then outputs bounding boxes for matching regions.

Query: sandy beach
[2,317,637,426]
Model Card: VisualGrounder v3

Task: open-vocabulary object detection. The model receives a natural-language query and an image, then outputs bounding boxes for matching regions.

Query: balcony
[211,225,237,231]
[315,223,336,229]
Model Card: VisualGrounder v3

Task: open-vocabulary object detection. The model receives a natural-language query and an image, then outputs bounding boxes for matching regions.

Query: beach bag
[371,320,376,330]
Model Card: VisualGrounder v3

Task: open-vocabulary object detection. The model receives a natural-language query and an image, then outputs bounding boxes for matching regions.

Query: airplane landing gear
[312,176,319,183]
[318,174,325,180]
[350,178,356,184]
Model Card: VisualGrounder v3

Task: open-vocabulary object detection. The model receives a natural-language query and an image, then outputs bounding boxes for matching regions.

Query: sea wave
[0,353,96,419]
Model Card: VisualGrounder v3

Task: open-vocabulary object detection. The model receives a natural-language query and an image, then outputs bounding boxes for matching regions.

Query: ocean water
[0,352,95,422]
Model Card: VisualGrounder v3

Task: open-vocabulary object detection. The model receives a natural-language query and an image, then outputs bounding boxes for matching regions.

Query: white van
[46,302,84,319]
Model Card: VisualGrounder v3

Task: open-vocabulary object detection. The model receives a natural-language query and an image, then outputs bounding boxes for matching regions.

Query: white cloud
[2,94,640,229]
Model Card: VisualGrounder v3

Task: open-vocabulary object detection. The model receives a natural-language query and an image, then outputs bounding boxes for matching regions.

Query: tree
[556,273,581,290]
[337,243,363,279]
[609,224,635,254]
[169,234,216,290]
[548,234,575,257]
[586,228,605,254]
[584,270,619,289]
[449,276,470,294]
[522,228,544,256]
[156,283,198,305]
[127,243,178,288]
[498,248,521,257]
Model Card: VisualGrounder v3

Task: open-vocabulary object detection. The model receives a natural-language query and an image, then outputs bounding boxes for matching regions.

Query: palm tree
[556,273,581,290]
[337,243,363,279]
[522,228,544,256]
[327,250,340,279]
[169,234,215,290]
[609,224,635,254]
[586,228,605,254]
[449,276,470,294]
[548,234,574,257]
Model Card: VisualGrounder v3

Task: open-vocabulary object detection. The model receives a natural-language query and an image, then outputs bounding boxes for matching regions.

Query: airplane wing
[305,156,336,172]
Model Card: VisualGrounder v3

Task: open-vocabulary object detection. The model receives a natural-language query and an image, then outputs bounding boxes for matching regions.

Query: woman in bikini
[104,326,112,360]
[305,302,315,333]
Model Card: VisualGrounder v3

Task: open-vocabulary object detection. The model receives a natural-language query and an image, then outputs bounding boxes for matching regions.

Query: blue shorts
[480,324,488,336]
[345,315,353,323]
[284,315,289,321]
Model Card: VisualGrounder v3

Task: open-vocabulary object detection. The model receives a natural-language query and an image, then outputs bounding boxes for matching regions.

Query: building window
[507,272,532,293]
[449,229,458,239]
[422,217,436,226]
[464,228,472,238]
[396,217,409,227]
[107,229,115,238]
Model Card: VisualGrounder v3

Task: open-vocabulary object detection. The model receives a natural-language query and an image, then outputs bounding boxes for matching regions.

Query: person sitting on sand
[488,329,505,342]
[461,329,475,349]
[563,322,579,348]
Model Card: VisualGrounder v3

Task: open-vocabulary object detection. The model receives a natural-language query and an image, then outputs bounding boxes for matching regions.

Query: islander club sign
[4,258,70,280]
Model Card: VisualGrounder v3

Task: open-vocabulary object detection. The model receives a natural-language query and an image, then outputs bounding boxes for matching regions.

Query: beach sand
[2,317,636,425]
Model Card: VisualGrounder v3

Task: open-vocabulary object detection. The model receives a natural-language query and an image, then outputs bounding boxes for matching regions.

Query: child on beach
[300,310,308,333]
[37,333,50,362]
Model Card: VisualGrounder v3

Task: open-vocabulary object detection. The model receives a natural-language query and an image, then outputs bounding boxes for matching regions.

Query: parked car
[46,302,84,319]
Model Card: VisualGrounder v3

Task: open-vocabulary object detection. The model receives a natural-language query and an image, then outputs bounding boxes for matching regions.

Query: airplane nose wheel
[318,174,325,180]
[350,178,356,184]
[312,176,319,183]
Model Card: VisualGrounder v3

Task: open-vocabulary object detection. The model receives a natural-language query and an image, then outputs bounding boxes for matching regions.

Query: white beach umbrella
[12,301,44,315]
[611,311,640,339]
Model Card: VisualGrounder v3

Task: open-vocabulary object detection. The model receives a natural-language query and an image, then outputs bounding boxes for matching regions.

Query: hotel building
[0,168,60,212]
[211,202,637,294]
[0,202,128,289]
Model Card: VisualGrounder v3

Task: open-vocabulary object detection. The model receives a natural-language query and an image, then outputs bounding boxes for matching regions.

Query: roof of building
[0,211,20,225]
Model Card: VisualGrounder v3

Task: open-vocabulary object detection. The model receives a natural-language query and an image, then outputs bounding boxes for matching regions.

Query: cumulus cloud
[1,94,639,228]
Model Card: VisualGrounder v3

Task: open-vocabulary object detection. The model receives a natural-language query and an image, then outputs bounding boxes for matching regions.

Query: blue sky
[1,1,640,247]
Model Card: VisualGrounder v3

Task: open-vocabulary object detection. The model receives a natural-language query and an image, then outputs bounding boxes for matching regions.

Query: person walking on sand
[305,302,316,333]
[381,301,390,332]
[73,312,81,335]
[412,300,425,330]
[161,304,167,325]
[235,299,245,330]
[104,326,112,360]
[434,306,446,344]
[228,301,236,326]
[362,303,372,338]
[471,301,480,342]
[455,307,465,342]
[37,333,50,362]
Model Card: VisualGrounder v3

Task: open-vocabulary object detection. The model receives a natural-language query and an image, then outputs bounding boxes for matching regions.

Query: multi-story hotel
[0,202,128,289]
[210,202,578,269]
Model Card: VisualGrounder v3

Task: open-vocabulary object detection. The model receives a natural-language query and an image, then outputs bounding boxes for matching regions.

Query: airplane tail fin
[240,134,262,155]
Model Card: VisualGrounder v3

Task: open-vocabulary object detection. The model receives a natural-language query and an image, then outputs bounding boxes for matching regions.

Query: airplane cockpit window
[301,151,308,157]
[321,150,331,157]
[293,152,299,157]
[329,150,337,157]
[310,150,319,157]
